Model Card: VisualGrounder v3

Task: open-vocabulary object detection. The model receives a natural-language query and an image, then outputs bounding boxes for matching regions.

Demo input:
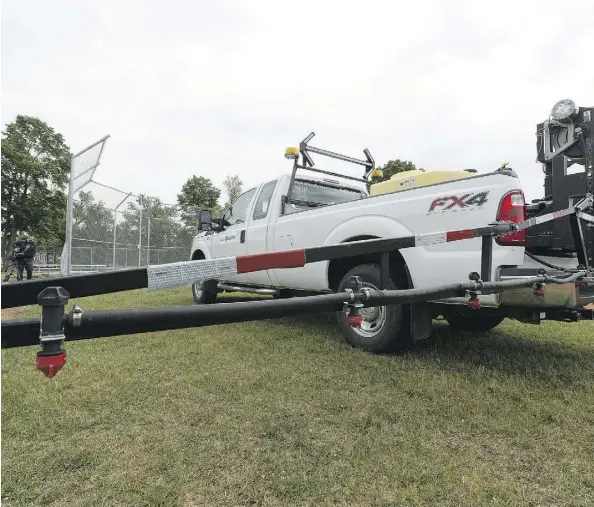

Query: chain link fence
[31,246,61,277]
[61,137,194,275]
[69,182,192,272]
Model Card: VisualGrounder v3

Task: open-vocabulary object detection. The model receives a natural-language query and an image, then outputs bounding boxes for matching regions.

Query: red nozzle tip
[534,288,545,297]
[36,351,67,378]
[347,314,363,328]
[467,298,481,310]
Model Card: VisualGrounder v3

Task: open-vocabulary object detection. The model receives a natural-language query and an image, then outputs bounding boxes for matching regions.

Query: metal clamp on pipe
[344,276,365,328]
[71,303,83,327]
[36,287,69,378]
[467,272,483,310]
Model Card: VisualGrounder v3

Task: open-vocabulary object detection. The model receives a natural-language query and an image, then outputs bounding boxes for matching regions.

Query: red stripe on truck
[446,229,474,242]
[235,249,307,274]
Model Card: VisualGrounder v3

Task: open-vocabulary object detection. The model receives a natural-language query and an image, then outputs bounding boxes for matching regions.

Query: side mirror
[196,209,213,232]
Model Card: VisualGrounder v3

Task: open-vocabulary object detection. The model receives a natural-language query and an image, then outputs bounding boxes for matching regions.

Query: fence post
[62,135,110,276]
[138,207,143,267]
[112,210,117,269]
[147,216,151,266]
[63,157,75,275]
[112,192,132,270]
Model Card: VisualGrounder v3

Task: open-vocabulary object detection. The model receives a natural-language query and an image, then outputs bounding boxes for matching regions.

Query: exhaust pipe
[217,283,278,296]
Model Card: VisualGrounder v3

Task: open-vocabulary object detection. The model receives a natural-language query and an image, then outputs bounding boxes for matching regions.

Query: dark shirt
[12,239,37,258]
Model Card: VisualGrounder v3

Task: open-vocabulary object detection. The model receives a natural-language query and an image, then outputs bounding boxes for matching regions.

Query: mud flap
[409,302,433,341]
[204,279,220,294]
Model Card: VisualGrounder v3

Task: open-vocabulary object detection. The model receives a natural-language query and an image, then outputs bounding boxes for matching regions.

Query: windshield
[286,179,366,214]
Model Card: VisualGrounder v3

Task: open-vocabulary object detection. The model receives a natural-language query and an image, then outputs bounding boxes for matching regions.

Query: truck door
[210,187,257,283]
[244,179,279,287]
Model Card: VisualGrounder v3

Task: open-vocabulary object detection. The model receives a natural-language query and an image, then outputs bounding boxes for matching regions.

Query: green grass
[2,287,594,507]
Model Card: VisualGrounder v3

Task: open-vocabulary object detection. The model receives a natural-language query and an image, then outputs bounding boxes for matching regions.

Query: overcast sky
[2,0,594,204]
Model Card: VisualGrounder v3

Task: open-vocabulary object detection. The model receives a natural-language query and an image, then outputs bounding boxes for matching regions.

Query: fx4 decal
[428,191,489,213]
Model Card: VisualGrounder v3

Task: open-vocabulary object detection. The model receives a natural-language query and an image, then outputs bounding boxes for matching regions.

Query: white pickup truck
[189,129,593,352]
[190,166,528,347]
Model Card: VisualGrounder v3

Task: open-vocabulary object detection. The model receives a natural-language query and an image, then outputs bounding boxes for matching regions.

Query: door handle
[240,230,246,243]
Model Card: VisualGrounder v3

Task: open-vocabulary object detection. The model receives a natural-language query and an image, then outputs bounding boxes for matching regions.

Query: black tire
[445,309,504,332]
[192,280,217,305]
[336,263,406,352]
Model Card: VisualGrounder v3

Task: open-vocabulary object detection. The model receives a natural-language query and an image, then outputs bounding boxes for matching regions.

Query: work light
[551,99,578,123]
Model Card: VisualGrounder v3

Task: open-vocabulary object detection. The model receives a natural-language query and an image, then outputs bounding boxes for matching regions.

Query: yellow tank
[369,169,475,196]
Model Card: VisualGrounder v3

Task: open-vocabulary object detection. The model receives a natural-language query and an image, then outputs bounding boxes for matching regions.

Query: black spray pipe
[2,272,586,350]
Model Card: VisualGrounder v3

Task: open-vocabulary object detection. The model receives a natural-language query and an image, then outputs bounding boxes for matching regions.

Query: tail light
[496,190,526,246]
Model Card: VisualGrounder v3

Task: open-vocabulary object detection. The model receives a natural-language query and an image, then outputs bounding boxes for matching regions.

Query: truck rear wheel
[336,264,405,352]
[192,280,217,305]
[445,309,504,332]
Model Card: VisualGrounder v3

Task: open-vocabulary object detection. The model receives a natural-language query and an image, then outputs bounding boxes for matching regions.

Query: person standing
[13,233,37,280]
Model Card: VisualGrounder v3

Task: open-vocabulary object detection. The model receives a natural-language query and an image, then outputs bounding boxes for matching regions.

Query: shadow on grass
[417,323,594,385]
[265,312,594,384]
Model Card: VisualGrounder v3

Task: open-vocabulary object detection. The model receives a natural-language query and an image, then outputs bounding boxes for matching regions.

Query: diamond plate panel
[415,232,447,247]
[147,257,238,291]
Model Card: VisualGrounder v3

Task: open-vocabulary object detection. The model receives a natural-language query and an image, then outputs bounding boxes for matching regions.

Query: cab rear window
[285,180,365,214]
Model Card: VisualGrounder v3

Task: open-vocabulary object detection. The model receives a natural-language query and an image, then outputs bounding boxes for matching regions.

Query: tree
[73,190,114,241]
[1,115,71,252]
[117,194,190,264]
[69,190,115,267]
[222,174,243,208]
[210,203,224,219]
[176,176,221,228]
[379,159,418,181]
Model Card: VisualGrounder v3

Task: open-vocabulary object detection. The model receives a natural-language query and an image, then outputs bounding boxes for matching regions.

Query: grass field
[2,287,594,507]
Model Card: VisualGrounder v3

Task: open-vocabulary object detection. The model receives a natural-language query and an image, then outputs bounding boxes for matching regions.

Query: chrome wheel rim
[344,281,387,337]
[192,281,204,301]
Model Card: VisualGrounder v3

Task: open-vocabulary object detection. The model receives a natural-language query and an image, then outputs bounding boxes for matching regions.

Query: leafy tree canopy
[1,115,71,251]
[177,176,221,228]
[378,159,418,181]
[222,174,243,209]
[73,190,114,241]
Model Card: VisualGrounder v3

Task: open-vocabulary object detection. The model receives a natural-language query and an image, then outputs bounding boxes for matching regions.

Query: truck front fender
[190,238,211,261]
